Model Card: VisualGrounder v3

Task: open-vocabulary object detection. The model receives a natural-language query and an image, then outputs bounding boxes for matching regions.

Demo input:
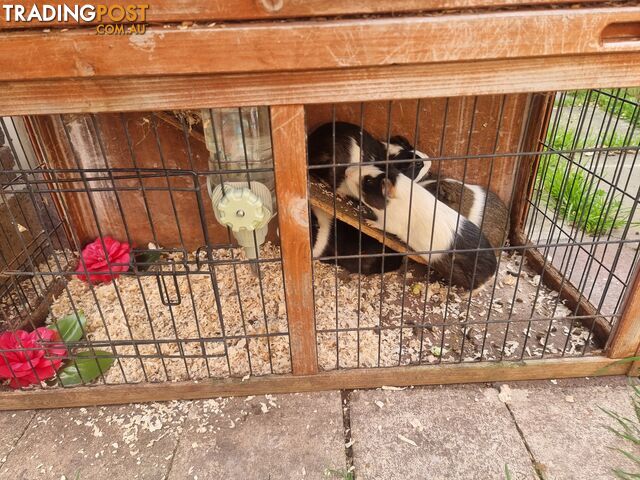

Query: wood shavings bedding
[311,250,598,370]
[47,243,596,386]
[50,243,290,384]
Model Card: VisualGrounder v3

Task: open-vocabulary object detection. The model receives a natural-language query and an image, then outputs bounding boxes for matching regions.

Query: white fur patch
[348,137,365,165]
[311,206,332,258]
[419,179,486,227]
[344,165,459,261]
[381,141,403,156]
[466,184,486,227]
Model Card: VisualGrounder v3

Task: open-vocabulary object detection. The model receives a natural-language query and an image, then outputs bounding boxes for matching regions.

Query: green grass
[324,467,355,480]
[556,89,640,128]
[504,464,513,479]
[601,383,640,479]
[536,153,629,236]
[548,119,638,151]
[537,120,634,236]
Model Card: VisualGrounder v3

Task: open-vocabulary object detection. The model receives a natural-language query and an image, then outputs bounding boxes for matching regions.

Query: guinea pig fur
[342,164,497,290]
[382,135,432,182]
[310,206,403,274]
[307,122,387,197]
[418,177,510,253]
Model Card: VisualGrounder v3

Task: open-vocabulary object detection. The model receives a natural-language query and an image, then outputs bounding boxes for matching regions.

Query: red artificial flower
[0,328,67,389]
[76,237,131,284]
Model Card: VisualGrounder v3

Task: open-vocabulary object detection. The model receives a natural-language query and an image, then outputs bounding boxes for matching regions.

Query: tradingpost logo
[2,3,149,35]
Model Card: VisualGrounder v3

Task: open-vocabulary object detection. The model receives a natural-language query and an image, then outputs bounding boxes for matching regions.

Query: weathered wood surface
[2,52,640,117]
[0,356,627,410]
[1,8,639,81]
[606,265,640,359]
[306,94,530,205]
[271,105,318,375]
[508,92,554,238]
[0,0,608,29]
[27,113,230,249]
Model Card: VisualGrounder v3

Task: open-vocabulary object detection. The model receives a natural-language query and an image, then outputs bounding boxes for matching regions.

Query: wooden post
[509,92,553,242]
[606,265,640,359]
[271,104,318,375]
[0,356,628,411]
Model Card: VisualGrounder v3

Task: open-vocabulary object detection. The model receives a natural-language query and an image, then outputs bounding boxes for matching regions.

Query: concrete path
[0,377,635,479]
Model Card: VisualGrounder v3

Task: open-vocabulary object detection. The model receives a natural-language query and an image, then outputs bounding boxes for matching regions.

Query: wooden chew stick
[271,105,318,376]
[309,181,429,266]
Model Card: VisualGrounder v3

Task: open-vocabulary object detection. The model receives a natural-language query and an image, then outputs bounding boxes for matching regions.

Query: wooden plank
[0,0,606,29]
[0,356,627,411]
[2,52,640,116]
[154,112,206,145]
[309,181,428,265]
[509,92,554,241]
[1,8,640,81]
[511,230,612,346]
[606,264,640,359]
[306,94,530,206]
[271,105,317,375]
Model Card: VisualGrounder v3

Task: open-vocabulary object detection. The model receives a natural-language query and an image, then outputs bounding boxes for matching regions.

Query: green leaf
[504,464,512,480]
[135,250,162,271]
[431,346,445,357]
[58,351,114,386]
[49,312,87,343]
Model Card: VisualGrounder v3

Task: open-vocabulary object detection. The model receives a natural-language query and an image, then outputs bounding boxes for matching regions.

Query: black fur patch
[310,211,402,274]
[387,135,426,178]
[360,168,399,211]
[432,219,497,290]
[389,135,413,151]
[308,122,386,188]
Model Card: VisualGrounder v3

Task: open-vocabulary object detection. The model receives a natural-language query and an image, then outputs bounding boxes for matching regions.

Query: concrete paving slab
[167,392,346,480]
[0,410,35,468]
[350,384,536,480]
[0,401,192,480]
[504,377,637,480]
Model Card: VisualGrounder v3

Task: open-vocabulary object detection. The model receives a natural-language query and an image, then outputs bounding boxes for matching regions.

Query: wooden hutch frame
[1,0,639,409]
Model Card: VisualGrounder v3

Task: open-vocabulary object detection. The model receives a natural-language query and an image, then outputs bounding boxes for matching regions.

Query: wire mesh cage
[304,90,640,371]
[0,88,638,397]
[0,111,291,388]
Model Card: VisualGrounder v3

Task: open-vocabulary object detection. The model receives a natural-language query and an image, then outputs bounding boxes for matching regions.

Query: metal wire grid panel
[306,92,640,371]
[0,110,291,390]
[0,91,639,393]
[525,89,640,335]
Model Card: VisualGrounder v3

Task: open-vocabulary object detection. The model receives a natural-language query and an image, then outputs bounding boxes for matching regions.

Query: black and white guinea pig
[307,122,387,196]
[418,178,510,253]
[341,164,497,290]
[310,207,403,274]
[384,135,509,252]
[307,122,404,274]
[382,135,431,182]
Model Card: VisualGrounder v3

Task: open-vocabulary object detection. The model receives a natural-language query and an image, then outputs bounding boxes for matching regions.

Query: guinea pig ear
[382,178,397,199]
[389,135,413,151]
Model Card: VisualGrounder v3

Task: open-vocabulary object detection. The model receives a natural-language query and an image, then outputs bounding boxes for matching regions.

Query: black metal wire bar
[397,98,423,365]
